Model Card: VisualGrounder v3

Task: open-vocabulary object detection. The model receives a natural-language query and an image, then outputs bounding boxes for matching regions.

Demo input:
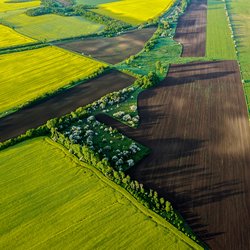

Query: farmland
[226,0,250,113]
[0,46,106,117]
[0,0,40,12]
[95,0,175,25]
[0,71,134,141]
[56,27,157,64]
[206,0,236,59]
[0,24,35,48]
[175,0,207,57]
[98,61,250,250]
[0,137,202,250]
[0,10,104,41]
[96,0,250,248]
[115,0,207,78]
[1,0,250,248]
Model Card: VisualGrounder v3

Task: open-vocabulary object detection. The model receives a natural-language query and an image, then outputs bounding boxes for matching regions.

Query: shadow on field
[98,111,244,243]
[97,60,250,249]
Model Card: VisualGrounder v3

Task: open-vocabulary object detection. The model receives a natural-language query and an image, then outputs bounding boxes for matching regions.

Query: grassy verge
[225,0,250,115]
[206,0,236,59]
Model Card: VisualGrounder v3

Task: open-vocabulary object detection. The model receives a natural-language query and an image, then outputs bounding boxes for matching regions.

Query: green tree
[165,201,172,212]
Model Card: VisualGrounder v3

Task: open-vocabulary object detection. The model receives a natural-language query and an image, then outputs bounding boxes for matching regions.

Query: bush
[134,71,160,89]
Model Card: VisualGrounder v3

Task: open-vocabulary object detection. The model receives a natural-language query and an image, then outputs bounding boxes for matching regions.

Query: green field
[95,0,175,25]
[0,46,106,117]
[226,0,250,113]
[206,0,236,59]
[0,137,202,249]
[0,0,40,12]
[0,10,104,41]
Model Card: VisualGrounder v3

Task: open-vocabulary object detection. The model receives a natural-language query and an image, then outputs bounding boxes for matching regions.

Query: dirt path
[97,61,250,249]
[56,27,157,64]
[0,71,134,142]
[174,0,207,57]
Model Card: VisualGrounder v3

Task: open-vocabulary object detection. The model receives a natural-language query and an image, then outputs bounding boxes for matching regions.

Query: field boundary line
[45,137,204,250]
[0,46,109,119]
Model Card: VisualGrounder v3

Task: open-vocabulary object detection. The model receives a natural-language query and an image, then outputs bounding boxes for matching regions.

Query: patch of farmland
[94,0,175,25]
[226,0,250,113]
[0,24,35,48]
[0,137,203,250]
[206,0,236,59]
[56,27,157,64]
[0,0,40,12]
[97,61,250,249]
[0,46,106,117]
[174,0,207,57]
[0,71,134,142]
[0,10,104,41]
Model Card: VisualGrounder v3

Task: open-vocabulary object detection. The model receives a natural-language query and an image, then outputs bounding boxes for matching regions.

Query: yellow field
[0,137,202,250]
[0,46,106,116]
[95,0,175,25]
[0,24,35,48]
[0,0,40,12]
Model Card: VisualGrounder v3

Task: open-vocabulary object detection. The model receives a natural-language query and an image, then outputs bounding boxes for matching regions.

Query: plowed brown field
[174,0,207,57]
[0,71,134,142]
[97,61,250,249]
[56,27,157,64]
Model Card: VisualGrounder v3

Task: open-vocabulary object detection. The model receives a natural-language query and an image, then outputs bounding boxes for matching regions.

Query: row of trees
[49,128,196,241]
[0,125,49,151]
[0,43,46,55]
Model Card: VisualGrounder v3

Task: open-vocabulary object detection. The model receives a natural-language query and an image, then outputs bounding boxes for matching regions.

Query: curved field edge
[94,0,176,25]
[0,137,203,250]
[0,46,107,118]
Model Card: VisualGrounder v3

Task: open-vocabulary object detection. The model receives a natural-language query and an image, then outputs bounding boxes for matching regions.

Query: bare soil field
[0,71,134,142]
[56,27,157,64]
[97,61,250,250]
[174,0,207,57]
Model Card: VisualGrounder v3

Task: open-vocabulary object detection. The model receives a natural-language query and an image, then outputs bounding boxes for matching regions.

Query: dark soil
[0,71,134,142]
[174,0,207,57]
[97,61,250,250]
[55,27,157,64]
